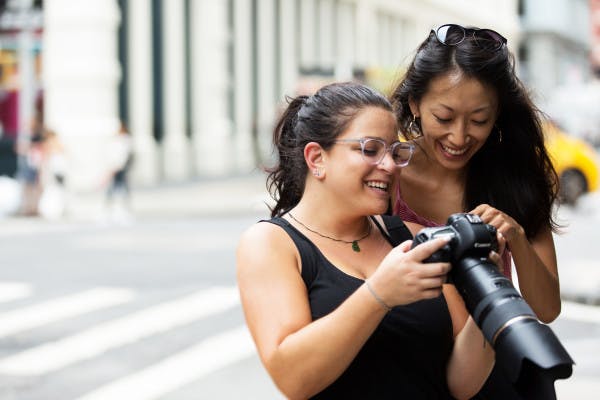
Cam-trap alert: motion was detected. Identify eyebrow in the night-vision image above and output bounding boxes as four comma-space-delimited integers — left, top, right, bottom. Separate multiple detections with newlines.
438, 104, 493, 113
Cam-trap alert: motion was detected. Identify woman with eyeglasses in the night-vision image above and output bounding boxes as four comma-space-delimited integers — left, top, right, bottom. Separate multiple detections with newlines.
237, 81, 501, 399
389, 24, 561, 399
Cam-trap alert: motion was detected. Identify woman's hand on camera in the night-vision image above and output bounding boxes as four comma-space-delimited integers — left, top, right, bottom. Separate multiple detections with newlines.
488, 250, 504, 274
369, 237, 451, 307
470, 203, 525, 245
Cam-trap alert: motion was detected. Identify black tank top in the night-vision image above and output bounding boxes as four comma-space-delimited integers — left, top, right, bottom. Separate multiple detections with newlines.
265, 215, 454, 399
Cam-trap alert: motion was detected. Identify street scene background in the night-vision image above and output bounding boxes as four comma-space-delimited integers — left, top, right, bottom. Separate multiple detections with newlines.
0, 176, 600, 399
1, 0, 600, 399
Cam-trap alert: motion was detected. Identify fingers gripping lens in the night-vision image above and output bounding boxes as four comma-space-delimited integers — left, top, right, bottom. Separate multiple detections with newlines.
433, 24, 507, 51
334, 138, 414, 167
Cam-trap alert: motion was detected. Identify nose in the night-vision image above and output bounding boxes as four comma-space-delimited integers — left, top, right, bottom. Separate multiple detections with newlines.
448, 120, 470, 147
377, 150, 397, 173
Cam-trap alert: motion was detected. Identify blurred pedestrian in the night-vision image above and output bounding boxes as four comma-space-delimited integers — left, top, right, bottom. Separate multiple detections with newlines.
15, 129, 44, 216
105, 121, 134, 223
37, 129, 68, 220
237, 82, 498, 399
388, 23, 561, 399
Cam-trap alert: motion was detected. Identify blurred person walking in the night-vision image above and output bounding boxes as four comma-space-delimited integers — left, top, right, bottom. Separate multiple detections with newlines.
15, 128, 44, 216
37, 129, 68, 220
104, 122, 134, 223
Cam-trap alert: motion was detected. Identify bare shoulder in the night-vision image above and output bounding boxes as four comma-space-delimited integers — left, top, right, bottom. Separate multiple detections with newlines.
238, 220, 294, 254
237, 219, 300, 277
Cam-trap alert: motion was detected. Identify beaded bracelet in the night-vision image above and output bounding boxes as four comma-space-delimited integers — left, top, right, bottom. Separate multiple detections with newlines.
365, 279, 392, 312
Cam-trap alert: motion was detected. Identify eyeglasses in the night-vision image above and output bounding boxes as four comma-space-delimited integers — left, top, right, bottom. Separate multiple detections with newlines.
432, 24, 507, 52
333, 138, 414, 167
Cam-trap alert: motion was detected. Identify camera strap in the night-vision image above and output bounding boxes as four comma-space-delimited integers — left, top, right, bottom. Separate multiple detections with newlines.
371, 215, 413, 247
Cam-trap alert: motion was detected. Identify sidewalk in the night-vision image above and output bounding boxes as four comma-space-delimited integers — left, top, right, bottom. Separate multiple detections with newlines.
2, 171, 599, 306
68, 171, 273, 221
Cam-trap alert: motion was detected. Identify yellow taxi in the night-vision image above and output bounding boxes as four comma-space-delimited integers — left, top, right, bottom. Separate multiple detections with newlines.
544, 122, 600, 205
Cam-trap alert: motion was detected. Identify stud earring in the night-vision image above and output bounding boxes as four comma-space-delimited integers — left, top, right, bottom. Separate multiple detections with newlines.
313, 169, 320, 177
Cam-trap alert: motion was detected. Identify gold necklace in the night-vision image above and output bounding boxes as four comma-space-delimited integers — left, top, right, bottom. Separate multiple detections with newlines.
288, 213, 372, 252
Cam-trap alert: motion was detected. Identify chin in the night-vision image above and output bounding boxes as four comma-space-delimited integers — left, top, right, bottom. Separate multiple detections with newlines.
371, 199, 390, 215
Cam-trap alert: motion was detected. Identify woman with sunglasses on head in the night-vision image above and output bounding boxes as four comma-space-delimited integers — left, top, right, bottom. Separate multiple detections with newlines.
389, 24, 561, 399
237, 81, 502, 399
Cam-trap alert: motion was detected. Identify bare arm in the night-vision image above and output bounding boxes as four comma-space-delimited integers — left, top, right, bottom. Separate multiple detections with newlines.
508, 227, 559, 322
471, 204, 560, 322
237, 222, 451, 399
443, 285, 495, 399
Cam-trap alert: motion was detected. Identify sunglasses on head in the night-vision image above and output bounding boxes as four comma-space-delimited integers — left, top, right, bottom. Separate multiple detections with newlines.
432, 24, 507, 52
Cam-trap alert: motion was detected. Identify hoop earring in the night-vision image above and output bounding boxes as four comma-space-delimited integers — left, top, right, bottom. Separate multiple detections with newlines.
408, 114, 422, 138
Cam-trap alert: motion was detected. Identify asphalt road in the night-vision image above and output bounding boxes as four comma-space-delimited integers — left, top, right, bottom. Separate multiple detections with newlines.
0, 193, 598, 399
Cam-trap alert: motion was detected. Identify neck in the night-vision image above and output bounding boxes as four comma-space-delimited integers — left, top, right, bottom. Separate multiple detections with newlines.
289, 202, 371, 241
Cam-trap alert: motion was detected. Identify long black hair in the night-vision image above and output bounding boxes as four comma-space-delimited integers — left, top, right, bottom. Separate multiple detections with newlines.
389, 29, 559, 238
267, 81, 393, 218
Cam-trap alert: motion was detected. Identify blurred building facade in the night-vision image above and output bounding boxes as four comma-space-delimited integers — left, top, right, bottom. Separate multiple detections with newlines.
517, 0, 600, 139
39, 0, 520, 192
517, 0, 592, 100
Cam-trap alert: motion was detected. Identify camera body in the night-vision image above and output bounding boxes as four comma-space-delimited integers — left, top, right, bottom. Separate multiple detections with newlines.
411, 213, 573, 400
412, 213, 498, 266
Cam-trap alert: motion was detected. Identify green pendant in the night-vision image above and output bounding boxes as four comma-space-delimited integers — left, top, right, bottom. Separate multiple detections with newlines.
352, 241, 360, 252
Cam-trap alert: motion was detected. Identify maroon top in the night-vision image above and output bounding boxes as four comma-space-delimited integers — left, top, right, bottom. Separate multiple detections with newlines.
393, 186, 513, 279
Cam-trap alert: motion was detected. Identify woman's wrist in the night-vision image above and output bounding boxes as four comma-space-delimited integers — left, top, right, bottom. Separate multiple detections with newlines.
365, 279, 393, 312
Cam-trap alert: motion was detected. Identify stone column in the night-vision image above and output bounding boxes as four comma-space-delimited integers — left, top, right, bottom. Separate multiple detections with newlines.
279, 0, 298, 96
232, 0, 255, 172
44, 0, 121, 191
190, 0, 231, 176
335, 1, 355, 81
255, 0, 277, 164
354, 0, 376, 69
317, 0, 335, 70
298, 0, 317, 69
162, 0, 190, 180
127, 0, 159, 185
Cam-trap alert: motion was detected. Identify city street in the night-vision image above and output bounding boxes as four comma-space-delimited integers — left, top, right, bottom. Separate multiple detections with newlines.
0, 184, 599, 399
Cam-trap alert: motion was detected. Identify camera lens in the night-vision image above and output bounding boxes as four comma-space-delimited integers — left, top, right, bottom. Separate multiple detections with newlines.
411, 213, 573, 400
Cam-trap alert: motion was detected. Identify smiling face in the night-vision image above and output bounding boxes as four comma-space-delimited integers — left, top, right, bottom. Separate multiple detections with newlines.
410, 72, 499, 171
325, 106, 400, 214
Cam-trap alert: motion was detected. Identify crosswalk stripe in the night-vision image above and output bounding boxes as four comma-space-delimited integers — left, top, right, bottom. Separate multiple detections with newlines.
560, 301, 600, 324
0, 282, 33, 304
75, 325, 255, 400
0, 286, 240, 376
0, 287, 135, 338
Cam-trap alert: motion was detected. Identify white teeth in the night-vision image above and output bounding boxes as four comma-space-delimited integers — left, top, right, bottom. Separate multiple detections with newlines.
367, 181, 388, 190
441, 144, 468, 156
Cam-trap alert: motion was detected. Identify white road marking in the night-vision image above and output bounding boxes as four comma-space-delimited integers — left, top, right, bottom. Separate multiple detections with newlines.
76, 325, 255, 400
556, 376, 600, 400
0, 282, 33, 303
560, 301, 600, 324
0, 286, 240, 376
0, 287, 135, 338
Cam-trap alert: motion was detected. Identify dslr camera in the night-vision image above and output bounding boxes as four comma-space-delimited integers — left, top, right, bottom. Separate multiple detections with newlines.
412, 213, 573, 400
